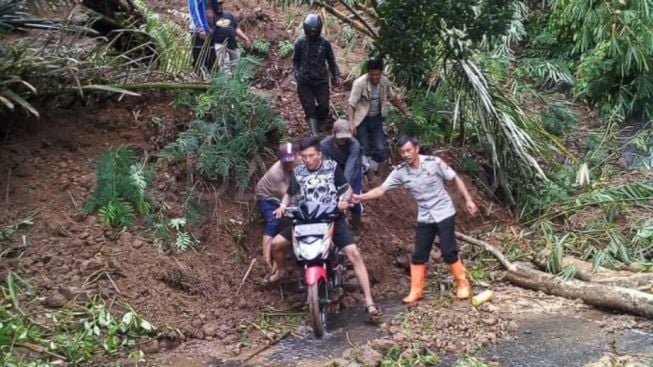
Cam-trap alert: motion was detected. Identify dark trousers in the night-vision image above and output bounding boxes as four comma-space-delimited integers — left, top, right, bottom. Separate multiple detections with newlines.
297, 81, 330, 122
413, 215, 458, 265
356, 114, 386, 163
191, 33, 216, 72
350, 168, 363, 214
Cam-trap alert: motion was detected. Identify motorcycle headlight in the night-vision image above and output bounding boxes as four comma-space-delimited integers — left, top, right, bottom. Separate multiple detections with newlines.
295, 239, 329, 261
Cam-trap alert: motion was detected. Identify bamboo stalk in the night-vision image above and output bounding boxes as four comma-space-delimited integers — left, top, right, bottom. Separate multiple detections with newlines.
338, 0, 378, 39
315, 0, 376, 39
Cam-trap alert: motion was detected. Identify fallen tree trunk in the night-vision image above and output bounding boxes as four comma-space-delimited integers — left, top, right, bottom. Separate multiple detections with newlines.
506, 261, 653, 318
533, 251, 653, 289
456, 232, 653, 319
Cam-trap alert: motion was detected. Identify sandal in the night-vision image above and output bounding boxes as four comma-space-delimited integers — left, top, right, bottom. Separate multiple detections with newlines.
262, 269, 286, 285
366, 303, 383, 322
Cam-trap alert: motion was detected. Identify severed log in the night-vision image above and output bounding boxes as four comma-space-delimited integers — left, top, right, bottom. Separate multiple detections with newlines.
506, 261, 653, 319
456, 232, 653, 319
534, 251, 653, 289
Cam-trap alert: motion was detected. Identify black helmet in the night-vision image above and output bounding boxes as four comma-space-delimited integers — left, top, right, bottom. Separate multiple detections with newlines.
303, 14, 322, 38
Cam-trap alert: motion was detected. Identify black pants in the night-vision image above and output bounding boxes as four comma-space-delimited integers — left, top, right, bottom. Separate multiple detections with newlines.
191, 33, 216, 72
413, 215, 458, 265
297, 81, 330, 122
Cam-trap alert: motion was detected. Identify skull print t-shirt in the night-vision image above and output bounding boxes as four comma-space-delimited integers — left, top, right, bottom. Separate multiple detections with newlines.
287, 159, 348, 206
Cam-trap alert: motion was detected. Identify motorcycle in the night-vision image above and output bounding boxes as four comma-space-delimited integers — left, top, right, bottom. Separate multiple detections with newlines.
266, 190, 348, 338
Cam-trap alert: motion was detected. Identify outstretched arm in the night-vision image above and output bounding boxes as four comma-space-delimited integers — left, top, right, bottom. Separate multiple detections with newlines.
236, 27, 250, 47
453, 176, 478, 215
353, 185, 387, 203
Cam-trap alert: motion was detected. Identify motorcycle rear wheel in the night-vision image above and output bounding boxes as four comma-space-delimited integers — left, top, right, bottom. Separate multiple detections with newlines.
307, 279, 328, 338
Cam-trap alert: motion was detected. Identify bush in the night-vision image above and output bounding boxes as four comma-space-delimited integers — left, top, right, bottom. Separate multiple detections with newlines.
541, 102, 578, 136
84, 147, 151, 228
546, 0, 653, 123
388, 90, 453, 144
162, 57, 283, 190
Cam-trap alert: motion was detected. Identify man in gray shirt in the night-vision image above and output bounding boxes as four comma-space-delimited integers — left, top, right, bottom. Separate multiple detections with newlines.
352, 135, 478, 302
320, 119, 364, 229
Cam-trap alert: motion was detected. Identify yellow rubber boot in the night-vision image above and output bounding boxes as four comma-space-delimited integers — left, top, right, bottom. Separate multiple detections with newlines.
449, 258, 471, 299
402, 264, 426, 304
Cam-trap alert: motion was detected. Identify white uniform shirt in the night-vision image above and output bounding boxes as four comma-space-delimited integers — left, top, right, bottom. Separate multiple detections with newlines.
381, 155, 457, 223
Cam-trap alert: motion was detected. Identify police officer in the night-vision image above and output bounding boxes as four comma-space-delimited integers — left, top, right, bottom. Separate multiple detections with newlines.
352, 135, 479, 303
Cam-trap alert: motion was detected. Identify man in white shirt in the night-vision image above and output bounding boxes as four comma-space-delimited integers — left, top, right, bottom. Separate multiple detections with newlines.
352, 135, 478, 303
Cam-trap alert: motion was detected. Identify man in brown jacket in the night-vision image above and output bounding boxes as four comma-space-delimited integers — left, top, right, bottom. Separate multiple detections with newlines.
347, 59, 411, 176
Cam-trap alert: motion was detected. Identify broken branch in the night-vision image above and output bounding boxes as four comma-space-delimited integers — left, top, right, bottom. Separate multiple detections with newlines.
236, 258, 257, 295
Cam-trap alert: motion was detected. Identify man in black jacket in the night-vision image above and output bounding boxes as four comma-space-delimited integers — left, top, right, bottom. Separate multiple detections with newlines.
293, 14, 341, 136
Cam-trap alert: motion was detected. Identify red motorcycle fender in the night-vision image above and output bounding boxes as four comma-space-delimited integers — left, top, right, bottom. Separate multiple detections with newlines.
304, 265, 327, 286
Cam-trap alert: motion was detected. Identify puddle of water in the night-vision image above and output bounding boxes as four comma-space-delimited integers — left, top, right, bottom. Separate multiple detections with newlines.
250, 297, 405, 366
482, 311, 653, 367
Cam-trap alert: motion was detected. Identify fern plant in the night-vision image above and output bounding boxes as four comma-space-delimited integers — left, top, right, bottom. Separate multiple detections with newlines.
132, 0, 191, 75
150, 213, 198, 253
277, 40, 294, 59
84, 147, 151, 228
251, 40, 271, 55
162, 57, 283, 190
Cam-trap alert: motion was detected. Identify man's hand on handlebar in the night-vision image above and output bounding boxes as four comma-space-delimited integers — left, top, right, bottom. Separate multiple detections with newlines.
350, 194, 362, 204
274, 204, 286, 219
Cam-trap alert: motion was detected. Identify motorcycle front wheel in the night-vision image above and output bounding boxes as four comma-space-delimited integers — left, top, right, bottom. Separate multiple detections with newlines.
307, 278, 328, 338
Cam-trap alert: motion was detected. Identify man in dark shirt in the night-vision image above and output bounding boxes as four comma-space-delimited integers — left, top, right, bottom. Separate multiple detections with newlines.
268, 136, 381, 318
293, 14, 341, 136
320, 119, 364, 229
209, 0, 250, 69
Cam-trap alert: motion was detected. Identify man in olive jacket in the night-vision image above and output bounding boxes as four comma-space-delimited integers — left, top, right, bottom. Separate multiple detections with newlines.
348, 58, 410, 177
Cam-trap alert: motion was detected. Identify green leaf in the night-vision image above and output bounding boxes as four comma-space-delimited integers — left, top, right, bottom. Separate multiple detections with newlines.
83, 84, 142, 97
2, 89, 39, 117
7, 271, 21, 311
140, 319, 153, 332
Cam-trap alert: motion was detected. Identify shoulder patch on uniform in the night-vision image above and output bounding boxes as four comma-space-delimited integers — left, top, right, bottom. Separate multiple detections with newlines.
433, 156, 450, 170
395, 161, 408, 171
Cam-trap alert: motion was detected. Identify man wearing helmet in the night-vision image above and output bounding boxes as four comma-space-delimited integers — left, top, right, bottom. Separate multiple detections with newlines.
293, 14, 341, 136
256, 143, 298, 274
